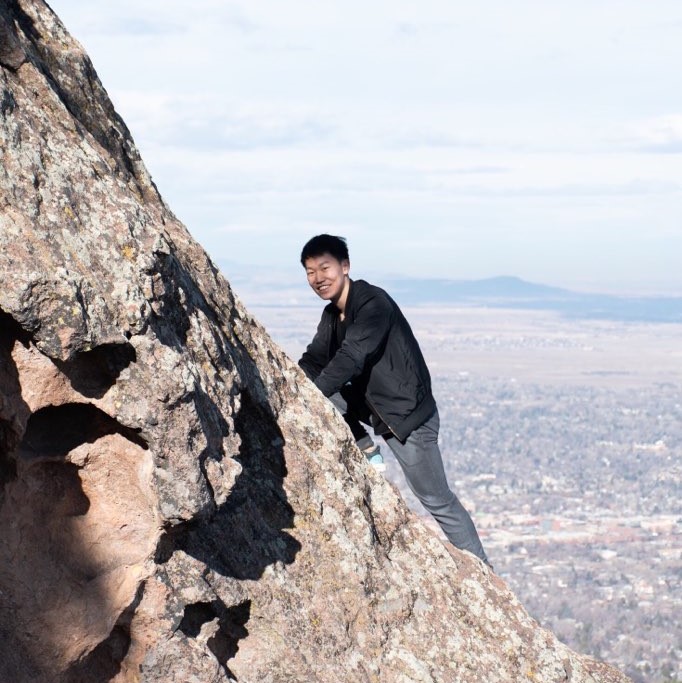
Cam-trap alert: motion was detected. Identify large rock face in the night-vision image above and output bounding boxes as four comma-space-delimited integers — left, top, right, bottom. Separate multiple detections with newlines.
0, 2, 631, 681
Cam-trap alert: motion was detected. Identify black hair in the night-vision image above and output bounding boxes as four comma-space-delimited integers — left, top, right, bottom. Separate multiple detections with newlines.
300, 234, 349, 266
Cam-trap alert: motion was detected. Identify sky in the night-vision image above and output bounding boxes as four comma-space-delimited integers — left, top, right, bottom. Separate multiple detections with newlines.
47, 0, 682, 295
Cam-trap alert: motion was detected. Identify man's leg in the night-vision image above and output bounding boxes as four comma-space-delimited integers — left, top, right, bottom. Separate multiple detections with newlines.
385, 409, 490, 565
329, 389, 386, 470
329, 390, 374, 451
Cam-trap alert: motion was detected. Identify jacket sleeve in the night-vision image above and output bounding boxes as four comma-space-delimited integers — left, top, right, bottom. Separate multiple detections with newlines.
313, 295, 392, 397
298, 313, 330, 381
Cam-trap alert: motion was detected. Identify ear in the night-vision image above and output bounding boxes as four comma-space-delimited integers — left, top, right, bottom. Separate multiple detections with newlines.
341, 259, 350, 275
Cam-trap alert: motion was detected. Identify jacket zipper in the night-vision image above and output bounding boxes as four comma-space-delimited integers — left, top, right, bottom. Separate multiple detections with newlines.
327, 287, 400, 440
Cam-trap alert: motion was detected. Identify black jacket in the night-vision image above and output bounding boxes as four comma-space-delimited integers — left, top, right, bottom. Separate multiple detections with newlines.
298, 279, 436, 441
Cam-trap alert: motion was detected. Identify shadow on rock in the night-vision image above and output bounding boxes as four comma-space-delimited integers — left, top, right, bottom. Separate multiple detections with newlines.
171, 387, 301, 580
0, 314, 155, 682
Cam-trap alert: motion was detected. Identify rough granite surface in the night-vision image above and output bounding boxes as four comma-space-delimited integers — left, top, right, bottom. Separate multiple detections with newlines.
0, 1, 632, 681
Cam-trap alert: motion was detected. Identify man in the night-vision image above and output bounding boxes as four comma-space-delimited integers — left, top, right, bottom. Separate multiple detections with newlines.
298, 234, 491, 567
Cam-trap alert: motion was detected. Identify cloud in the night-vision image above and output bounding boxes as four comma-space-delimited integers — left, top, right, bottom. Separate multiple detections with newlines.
112, 91, 335, 151
607, 115, 682, 154
385, 129, 486, 150
395, 22, 418, 38
80, 0, 258, 35
461, 179, 681, 199
634, 115, 682, 153
101, 17, 185, 36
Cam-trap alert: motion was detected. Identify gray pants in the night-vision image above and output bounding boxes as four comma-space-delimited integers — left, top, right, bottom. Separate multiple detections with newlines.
330, 392, 489, 564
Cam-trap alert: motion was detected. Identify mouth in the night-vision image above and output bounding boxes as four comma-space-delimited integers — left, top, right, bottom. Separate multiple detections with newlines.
316, 284, 331, 294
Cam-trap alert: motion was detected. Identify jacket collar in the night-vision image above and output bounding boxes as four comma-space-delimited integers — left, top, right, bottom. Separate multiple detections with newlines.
324, 277, 355, 319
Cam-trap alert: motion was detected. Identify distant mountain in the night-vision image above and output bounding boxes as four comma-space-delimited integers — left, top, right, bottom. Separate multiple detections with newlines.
216, 260, 682, 324
381, 275, 682, 324
382, 275, 571, 301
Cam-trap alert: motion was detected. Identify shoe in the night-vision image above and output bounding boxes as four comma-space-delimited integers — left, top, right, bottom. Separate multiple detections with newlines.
363, 445, 386, 472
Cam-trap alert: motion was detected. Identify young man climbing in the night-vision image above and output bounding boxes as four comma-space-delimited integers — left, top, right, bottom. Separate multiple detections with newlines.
298, 234, 491, 567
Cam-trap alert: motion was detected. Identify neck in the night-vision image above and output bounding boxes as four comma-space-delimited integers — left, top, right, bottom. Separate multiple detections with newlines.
332, 277, 350, 314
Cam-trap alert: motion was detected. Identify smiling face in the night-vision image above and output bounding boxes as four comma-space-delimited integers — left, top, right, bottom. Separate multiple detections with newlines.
304, 252, 350, 310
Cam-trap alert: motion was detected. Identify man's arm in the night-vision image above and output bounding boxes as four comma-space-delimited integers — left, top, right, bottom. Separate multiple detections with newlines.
298, 313, 331, 381
314, 296, 392, 397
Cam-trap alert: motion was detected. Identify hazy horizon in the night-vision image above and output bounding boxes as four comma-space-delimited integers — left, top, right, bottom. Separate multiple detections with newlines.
219, 258, 682, 301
